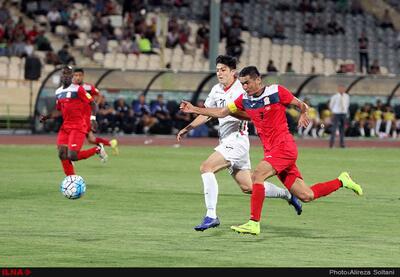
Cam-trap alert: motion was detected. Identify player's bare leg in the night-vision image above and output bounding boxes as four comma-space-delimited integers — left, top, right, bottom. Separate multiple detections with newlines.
58, 145, 74, 176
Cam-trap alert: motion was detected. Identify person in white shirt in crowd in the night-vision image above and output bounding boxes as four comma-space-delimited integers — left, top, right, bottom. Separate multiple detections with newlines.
329, 84, 350, 148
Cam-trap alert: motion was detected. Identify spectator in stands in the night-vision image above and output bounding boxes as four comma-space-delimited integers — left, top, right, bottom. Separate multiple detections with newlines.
285, 62, 295, 73
382, 105, 397, 138
120, 36, 139, 55
380, 9, 394, 29
369, 59, 381, 75
26, 24, 39, 43
326, 15, 345, 35
166, 28, 179, 49
319, 101, 332, 137
138, 34, 157, 54
350, 0, 363, 15
24, 40, 34, 57
0, 3, 10, 25
85, 31, 108, 57
132, 94, 157, 134
196, 22, 209, 48
225, 19, 243, 59
354, 103, 373, 137
114, 97, 136, 134
273, 19, 286, 39
151, 94, 172, 134
329, 84, 350, 148
0, 37, 8, 56
47, 7, 61, 33
45, 50, 61, 65
262, 16, 275, 39
267, 60, 278, 73
67, 13, 80, 46
371, 99, 383, 136
34, 30, 52, 51
57, 44, 76, 65
97, 94, 116, 133
358, 32, 369, 74
202, 33, 209, 59
225, 35, 243, 60
11, 36, 27, 57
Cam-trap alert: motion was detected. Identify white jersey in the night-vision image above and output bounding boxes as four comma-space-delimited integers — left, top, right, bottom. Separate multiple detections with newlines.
204, 79, 248, 140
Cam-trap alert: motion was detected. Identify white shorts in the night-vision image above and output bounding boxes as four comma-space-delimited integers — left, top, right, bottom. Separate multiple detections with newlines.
214, 132, 251, 174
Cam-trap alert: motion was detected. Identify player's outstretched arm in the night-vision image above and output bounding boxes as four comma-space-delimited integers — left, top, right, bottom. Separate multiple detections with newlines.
180, 100, 230, 118
291, 97, 310, 128
39, 110, 62, 123
177, 114, 210, 142
230, 110, 250, 121
90, 101, 98, 132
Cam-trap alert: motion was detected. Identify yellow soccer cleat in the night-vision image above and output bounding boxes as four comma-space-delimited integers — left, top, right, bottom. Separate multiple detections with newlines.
110, 139, 119, 155
230, 220, 260, 235
338, 172, 363, 196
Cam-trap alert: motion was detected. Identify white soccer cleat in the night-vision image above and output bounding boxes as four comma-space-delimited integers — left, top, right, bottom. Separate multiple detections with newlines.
97, 143, 108, 163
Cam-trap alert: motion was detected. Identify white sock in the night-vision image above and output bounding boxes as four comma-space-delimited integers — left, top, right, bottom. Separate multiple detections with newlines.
201, 172, 218, 219
264, 181, 291, 200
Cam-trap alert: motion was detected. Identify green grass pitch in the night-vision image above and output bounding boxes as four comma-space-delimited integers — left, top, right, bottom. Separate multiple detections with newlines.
0, 144, 399, 267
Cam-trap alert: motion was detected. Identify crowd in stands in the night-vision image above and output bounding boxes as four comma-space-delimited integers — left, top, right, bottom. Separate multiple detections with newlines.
42, 93, 217, 138
41, 91, 400, 140
286, 98, 400, 139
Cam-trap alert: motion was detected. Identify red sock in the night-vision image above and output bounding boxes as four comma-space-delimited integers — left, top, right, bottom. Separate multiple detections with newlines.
61, 159, 75, 176
95, 137, 110, 146
250, 183, 265, 221
310, 179, 342, 199
77, 147, 98, 160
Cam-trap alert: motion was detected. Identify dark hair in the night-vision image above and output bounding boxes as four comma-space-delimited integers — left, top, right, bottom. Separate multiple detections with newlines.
73, 67, 84, 73
239, 66, 260, 79
215, 55, 237, 69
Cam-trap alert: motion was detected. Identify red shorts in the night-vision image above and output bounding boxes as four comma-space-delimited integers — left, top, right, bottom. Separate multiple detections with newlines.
263, 142, 303, 190
57, 127, 86, 152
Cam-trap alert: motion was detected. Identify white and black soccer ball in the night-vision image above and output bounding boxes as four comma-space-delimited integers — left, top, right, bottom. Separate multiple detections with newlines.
60, 175, 86, 199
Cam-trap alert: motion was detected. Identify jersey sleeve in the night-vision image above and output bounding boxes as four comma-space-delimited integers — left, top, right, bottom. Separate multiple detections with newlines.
91, 85, 100, 97
56, 100, 61, 111
228, 94, 244, 113
78, 86, 94, 104
277, 85, 294, 106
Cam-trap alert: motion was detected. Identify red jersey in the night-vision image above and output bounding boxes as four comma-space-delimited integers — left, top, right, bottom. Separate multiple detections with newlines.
228, 84, 294, 151
55, 83, 93, 131
81, 83, 100, 115
81, 83, 100, 132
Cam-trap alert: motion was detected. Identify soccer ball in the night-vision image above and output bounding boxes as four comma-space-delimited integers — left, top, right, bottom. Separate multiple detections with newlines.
60, 175, 86, 199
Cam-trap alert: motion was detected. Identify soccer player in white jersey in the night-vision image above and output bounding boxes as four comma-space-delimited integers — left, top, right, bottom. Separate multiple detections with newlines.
176, 55, 302, 231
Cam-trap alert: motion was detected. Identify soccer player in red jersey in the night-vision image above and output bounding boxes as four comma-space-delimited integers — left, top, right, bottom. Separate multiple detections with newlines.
40, 66, 100, 176
180, 66, 363, 235
73, 68, 119, 161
